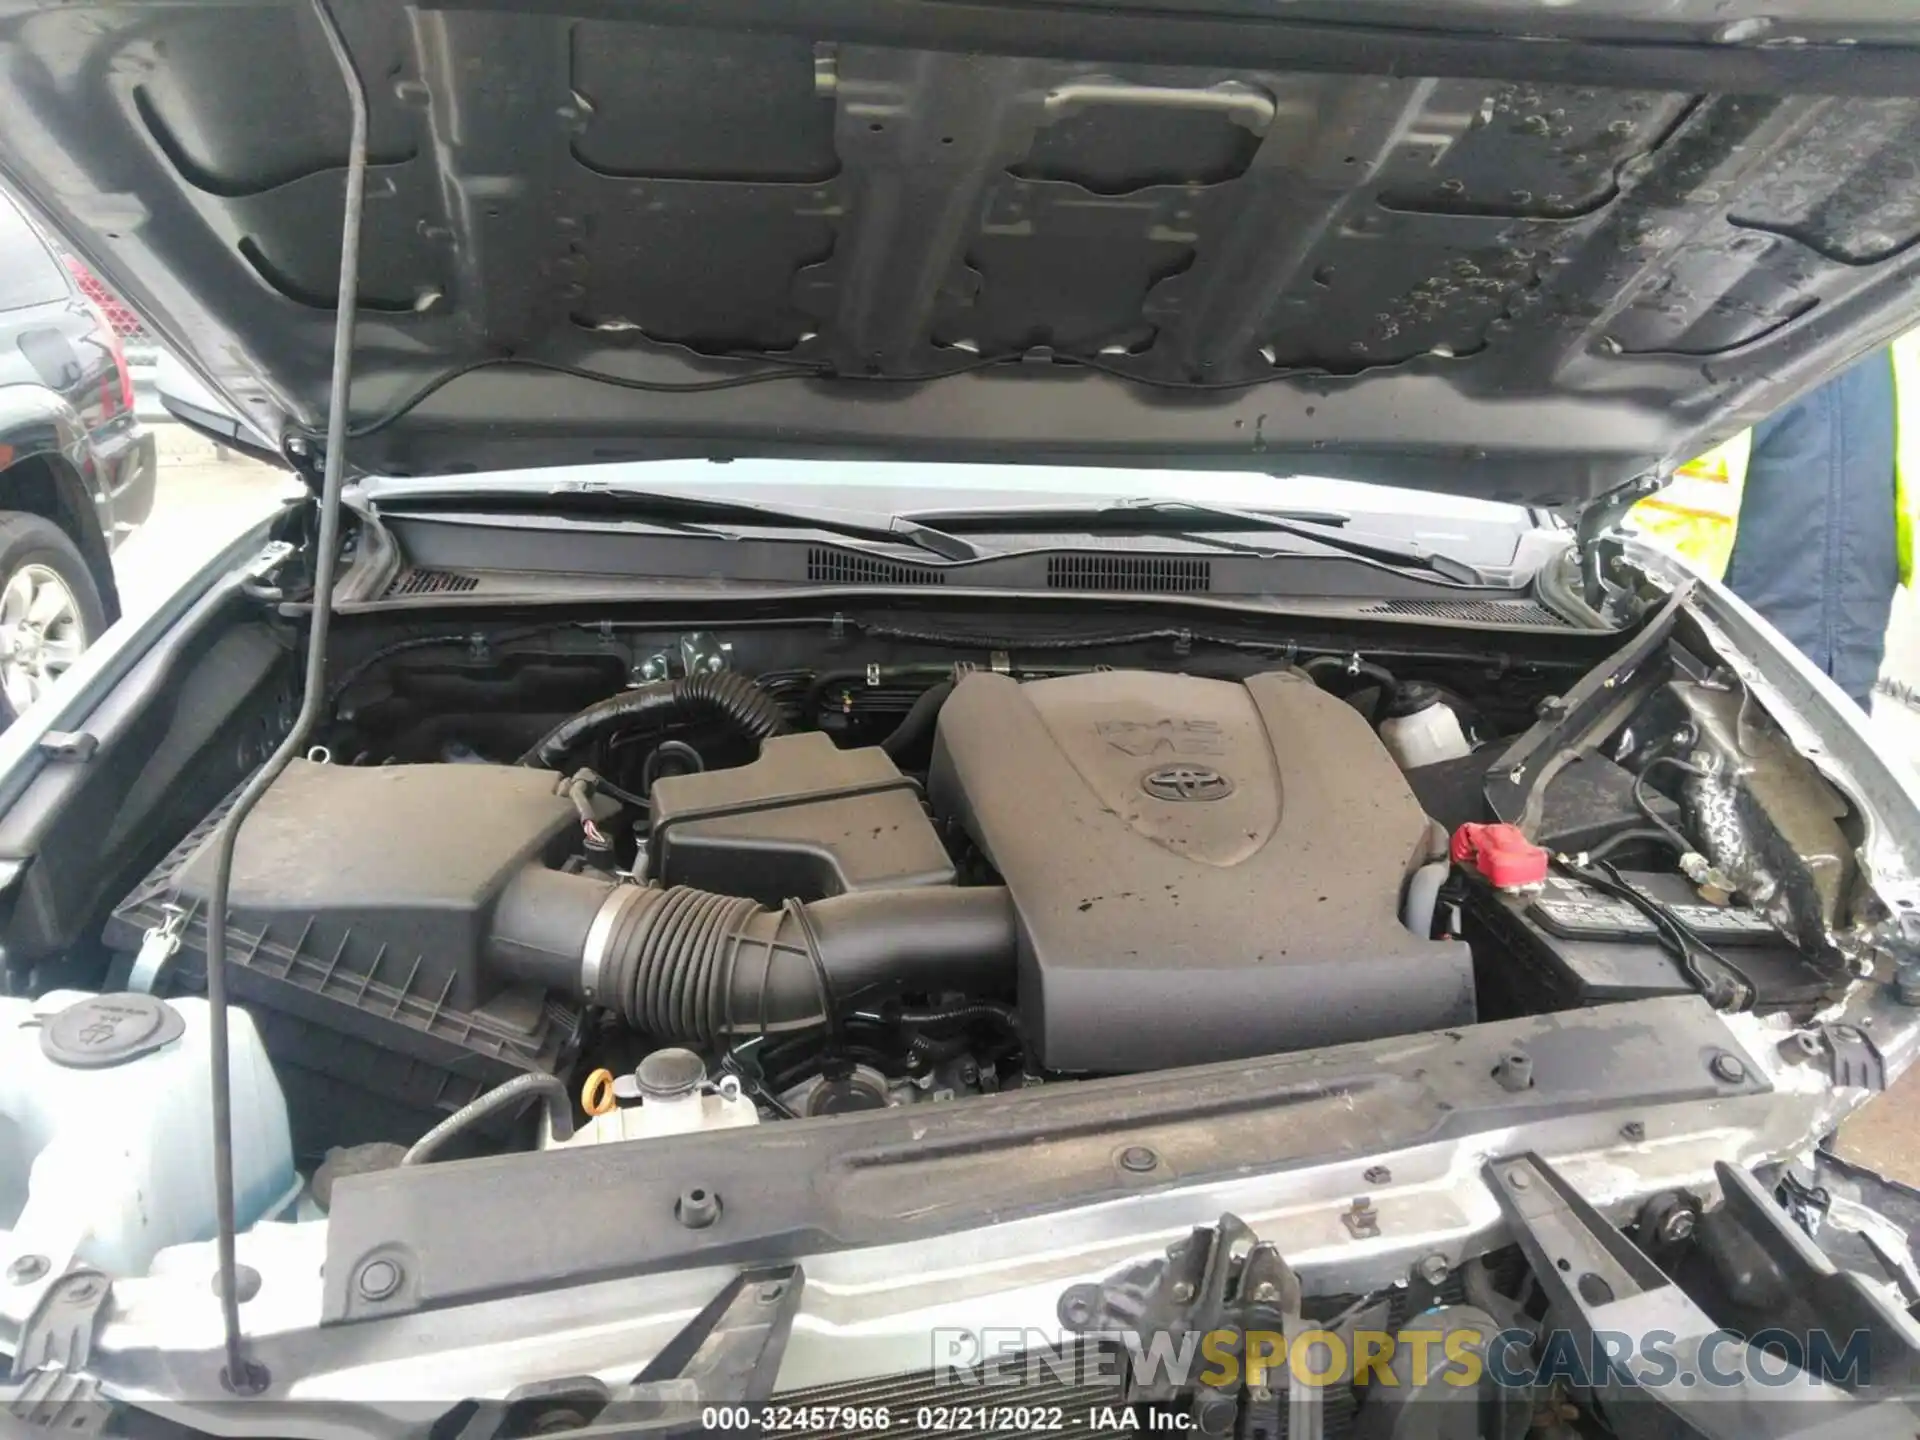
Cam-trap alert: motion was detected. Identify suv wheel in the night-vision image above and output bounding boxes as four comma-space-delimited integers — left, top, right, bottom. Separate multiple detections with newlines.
0, 514, 106, 721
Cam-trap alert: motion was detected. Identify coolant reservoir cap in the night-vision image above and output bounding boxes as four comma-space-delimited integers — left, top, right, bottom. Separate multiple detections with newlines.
1382, 680, 1442, 719
41, 992, 186, 1068
635, 1047, 706, 1101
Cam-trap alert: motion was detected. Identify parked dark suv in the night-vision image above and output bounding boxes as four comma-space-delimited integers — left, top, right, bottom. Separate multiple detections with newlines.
0, 189, 153, 720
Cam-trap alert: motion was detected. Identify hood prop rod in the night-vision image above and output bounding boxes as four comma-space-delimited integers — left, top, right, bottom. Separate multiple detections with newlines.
201, 0, 367, 1393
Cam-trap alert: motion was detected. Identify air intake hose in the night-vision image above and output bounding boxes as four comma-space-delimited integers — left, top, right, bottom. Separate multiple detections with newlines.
486, 867, 1016, 1039
518, 670, 788, 770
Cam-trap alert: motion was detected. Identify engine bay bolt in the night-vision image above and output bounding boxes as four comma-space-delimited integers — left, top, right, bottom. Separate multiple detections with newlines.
1709, 1051, 1748, 1084
1415, 1253, 1450, 1286
1119, 1145, 1159, 1173
1896, 960, 1920, 1006
1620, 1121, 1646, 1142
355, 1258, 402, 1301
677, 1185, 721, 1229
1169, 1281, 1196, 1303
1506, 1167, 1532, 1190
1340, 1198, 1381, 1239
6, 1255, 48, 1285
1363, 1165, 1392, 1185
1252, 1281, 1280, 1302
1493, 1049, 1534, 1092
1776, 1032, 1823, 1065
1656, 1206, 1696, 1243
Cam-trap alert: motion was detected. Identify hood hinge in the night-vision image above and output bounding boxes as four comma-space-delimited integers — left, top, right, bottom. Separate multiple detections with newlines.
1575, 468, 1668, 615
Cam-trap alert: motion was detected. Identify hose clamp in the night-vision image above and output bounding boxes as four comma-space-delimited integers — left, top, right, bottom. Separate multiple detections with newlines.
581, 884, 649, 1005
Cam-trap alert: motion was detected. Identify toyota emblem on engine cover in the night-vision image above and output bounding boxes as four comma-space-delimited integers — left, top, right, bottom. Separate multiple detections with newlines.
1141, 765, 1234, 802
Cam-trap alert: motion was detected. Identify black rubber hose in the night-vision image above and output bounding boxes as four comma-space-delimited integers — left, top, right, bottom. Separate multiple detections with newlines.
906, 1030, 975, 1064
896, 999, 1021, 1031
900, 998, 1022, 1064
1585, 825, 1684, 863
400, 1072, 575, 1165
518, 671, 788, 769
881, 680, 954, 763
1302, 655, 1399, 704
486, 871, 1017, 1040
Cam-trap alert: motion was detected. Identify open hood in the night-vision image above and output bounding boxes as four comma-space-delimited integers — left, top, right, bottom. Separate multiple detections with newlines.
6, 0, 1920, 505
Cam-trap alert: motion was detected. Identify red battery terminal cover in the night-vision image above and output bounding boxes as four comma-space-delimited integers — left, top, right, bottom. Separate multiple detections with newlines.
1450, 822, 1549, 889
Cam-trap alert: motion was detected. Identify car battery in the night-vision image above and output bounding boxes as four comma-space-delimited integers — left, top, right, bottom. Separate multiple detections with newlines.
1461, 866, 1833, 1016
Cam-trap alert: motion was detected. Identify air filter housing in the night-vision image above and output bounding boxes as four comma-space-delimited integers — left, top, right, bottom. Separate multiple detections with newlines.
106, 760, 585, 1157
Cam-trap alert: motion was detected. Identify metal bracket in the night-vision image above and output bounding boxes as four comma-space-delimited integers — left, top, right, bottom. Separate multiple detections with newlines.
1575, 473, 1663, 612
0, 1368, 109, 1435
239, 539, 299, 603
1774, 1169, 1832, 1239
1695, 1161, 1920, 1394
677, 632, 731, 678
1486, 1153, 1914, 1438
35, 732, 97, 763
128, 903, 187, 994
1821, 1022, 1885, 1091
439, 1265, 803, 1439
9, 1268, 110, 1383
1483, 585, 1688, 832
1058, 1213, 1320, 1440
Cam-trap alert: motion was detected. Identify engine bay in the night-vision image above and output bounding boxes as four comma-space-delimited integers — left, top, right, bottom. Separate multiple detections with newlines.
97, 608, 1876, 1173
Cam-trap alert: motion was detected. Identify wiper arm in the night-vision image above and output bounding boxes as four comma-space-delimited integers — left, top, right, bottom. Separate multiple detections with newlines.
1099, 498, 1487, 584
908, 501, 1353, 531
474, 481, 979, 561
909, 497, 1483, 581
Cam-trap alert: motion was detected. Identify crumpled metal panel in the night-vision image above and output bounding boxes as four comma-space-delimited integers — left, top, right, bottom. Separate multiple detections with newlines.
1675, 680, 1856, 960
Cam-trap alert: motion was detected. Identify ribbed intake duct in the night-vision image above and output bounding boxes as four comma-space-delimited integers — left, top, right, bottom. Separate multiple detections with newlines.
486, 870, 1018, 1040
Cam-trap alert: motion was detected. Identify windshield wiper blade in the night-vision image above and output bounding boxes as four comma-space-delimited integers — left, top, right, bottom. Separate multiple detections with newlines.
1100, 498, 1486, 584
908, 501, 1353, 531
911, 497, 1482, 580
444, 481, 979, 562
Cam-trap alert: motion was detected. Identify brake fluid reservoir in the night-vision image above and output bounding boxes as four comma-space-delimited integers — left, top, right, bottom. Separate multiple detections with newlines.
0, 991, 294, 1277
1378, 682, 1471, 770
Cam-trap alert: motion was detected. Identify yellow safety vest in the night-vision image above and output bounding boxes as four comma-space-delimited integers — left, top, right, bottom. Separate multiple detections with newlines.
1629, 337, 1920, 587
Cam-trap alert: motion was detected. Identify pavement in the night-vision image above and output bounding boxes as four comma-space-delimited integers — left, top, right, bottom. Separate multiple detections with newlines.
109, 424, 1920, 1187
109, 425, 298, 619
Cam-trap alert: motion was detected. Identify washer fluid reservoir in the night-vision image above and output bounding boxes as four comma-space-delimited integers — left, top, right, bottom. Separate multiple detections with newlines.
0, 991, 293, 1277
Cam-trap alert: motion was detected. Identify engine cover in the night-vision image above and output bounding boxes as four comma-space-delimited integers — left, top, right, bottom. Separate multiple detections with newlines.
929, 670, 1474, 1070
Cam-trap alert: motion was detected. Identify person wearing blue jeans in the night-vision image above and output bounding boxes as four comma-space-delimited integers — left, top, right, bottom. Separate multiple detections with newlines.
1723, 349, 1900, 710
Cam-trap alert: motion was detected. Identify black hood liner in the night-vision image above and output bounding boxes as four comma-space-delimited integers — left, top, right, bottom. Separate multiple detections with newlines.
6, 0, 1920, 503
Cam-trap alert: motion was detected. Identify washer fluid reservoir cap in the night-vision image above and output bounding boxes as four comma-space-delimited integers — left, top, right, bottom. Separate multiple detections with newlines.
41, 992, 186, 1068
